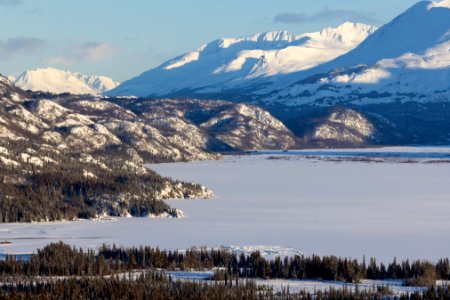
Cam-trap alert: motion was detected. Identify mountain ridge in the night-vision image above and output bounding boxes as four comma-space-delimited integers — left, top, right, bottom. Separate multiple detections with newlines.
107, 0, 450, 110
107, 22, 376, 97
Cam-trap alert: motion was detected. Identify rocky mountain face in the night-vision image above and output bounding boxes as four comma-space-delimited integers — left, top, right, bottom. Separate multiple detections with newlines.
0, 80, 295, 163
271, 102, 450, 147
119, 98, 296, 151
14, 68, 119, 95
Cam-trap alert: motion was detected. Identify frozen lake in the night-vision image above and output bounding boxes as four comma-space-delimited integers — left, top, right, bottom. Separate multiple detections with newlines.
168, 271, 427, 295
1, 147, 450, 262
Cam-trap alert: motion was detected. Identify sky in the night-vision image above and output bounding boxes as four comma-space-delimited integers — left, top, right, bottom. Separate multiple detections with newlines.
0, 0, 420, 82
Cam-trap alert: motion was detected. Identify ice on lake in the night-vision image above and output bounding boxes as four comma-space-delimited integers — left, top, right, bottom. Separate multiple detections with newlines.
1, 147, 450, 262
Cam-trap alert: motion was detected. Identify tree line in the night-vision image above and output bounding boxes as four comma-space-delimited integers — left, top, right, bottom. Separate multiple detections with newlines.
0, 267, 449, 299
4, 273, 448, 300
1, 242, 449, 287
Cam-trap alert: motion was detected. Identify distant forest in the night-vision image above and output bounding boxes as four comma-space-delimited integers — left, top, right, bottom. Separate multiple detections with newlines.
0, 242, 449, 299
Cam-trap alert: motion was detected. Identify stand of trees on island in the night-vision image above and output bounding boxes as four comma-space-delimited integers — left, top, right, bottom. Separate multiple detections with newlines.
0, 242, 449, 299
0, 165, 175, 222
0, 141, 205, 223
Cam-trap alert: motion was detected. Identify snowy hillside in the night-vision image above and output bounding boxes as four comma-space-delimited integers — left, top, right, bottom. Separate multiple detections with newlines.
107, 22, 376, 97
0, 74, 295, 162
14, 68, 119, 95
262, 0, 450, 106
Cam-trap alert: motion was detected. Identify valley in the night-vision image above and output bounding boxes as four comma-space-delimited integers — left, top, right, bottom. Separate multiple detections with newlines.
1, 0, 450, 298
2, 148, 450, 263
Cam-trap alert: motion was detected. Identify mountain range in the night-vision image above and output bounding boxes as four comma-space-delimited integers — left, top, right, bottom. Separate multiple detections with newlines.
106, 22, 377, 98
14, 1, 450, 109
4, 0, 450, 148
102, 0, 450, 147
0, 73, 295, 163
106, 0, 450, 109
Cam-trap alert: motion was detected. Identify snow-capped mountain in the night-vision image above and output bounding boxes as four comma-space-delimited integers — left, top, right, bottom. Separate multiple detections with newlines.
4, 1, 450, 149
14, 68, 119, 95
108, 0, 450, 109
261, 0, 450, 106
107, 22, 376, 97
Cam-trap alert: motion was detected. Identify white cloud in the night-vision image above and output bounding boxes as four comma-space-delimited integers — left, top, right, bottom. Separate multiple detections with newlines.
49, 41, 117, 65
0, 37, 46, 60
0, 0, 22, 6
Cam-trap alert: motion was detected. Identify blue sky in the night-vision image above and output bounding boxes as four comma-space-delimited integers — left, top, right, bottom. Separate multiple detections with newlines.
0, 0, 419, 81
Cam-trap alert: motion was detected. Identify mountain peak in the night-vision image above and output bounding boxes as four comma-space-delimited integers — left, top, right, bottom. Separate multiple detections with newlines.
428, 0, 450, 9
14, 68, 119, 95
314, 22, 377, 46
257, 30, 296, 43
333, 22, 377, 34
325, 0, 450, 67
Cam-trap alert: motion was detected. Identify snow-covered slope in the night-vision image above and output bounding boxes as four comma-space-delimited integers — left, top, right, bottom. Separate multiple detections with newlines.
108, 1, 449, 108
0, 73, 27, 103
330, 0, 450, 67
262, 0, 450, 106
107, 22, 376, 97
14, 68, 119, 95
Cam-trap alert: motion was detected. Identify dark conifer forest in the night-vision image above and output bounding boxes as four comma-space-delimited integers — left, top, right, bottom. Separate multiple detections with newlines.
0, 164, 175, 222
0, 243, 448, 299
0, 140, 206, 223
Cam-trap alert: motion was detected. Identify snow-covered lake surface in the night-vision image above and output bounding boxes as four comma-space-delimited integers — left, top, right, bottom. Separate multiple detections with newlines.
167, 271, 427, 295
253, 279, 426, 295
257, 146, 450, 159
1, 147, 450, 262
